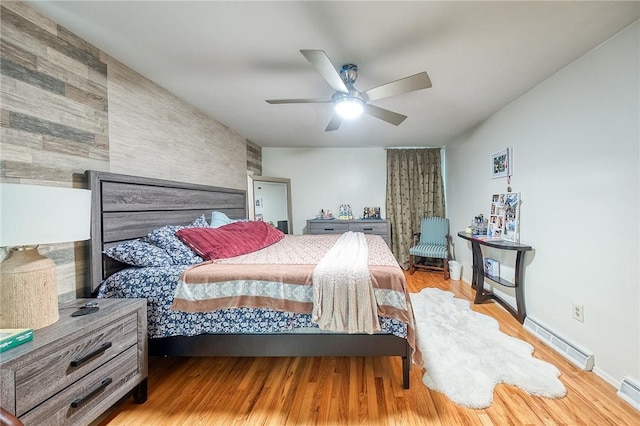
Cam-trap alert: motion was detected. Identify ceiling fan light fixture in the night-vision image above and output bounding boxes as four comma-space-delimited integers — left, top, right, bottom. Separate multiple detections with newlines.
334, 97, 364, 120
267, 50, 432, 131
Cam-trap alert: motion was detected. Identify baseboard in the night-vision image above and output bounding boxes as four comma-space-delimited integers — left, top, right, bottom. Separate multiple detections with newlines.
617, 377, 640, 411
523, 316, 594, 371
593, 366, 619, 389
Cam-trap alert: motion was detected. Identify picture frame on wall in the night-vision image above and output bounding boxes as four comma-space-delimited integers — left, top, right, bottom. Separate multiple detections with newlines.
491, 148, 512, 179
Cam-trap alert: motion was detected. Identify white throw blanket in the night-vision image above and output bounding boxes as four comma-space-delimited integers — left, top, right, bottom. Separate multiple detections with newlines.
311, 231, 381, 334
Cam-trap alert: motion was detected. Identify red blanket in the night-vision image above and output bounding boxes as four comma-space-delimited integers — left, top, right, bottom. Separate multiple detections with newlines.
176, 221, 284, 260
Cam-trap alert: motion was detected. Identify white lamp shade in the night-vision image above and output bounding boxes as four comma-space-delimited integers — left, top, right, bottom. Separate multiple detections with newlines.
0, 184, 91, 247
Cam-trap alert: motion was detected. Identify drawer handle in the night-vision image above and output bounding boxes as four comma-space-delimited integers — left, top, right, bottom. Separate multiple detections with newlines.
323, 228, 335, 231
71, 378, 113, 408
70, 342, 112, 367
363, 227, 373, 231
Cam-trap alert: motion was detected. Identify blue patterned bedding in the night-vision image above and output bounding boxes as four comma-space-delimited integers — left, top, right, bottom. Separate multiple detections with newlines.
97, 265, 407, 339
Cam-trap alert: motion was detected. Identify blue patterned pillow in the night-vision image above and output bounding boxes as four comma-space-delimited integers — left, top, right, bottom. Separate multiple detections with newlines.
104, 239, 174, 267
191, 214, 210, 227
144, 215, 208, 265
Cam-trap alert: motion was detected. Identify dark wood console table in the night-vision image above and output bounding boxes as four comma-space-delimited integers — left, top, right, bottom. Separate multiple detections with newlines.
457, 232, 532, 323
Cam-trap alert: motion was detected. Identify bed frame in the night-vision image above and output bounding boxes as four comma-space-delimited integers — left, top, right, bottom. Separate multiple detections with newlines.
86, 170, 411, 388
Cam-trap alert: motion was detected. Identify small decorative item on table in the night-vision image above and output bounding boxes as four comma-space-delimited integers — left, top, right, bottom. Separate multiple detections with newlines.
0, 328, 33, 353
484, 258, 500, 277
363, 207, 381, 219
338, 204, 353, 220
472, 214, 488, 235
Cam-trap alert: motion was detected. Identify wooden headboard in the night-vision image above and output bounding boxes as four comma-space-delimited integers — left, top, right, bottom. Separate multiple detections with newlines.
86, 170, 247, 295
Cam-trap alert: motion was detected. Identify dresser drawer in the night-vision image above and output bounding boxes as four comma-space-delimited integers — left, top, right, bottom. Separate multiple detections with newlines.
15, 312, 138, 416
20, 345, 139, 426
308, 221, 350, 234
348, 222, 389, 235
307, 219, 391, 247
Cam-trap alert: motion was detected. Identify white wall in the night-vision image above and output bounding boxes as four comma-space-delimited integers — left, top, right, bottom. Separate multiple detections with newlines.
446, 22, 639, 387
261, 148, 387, 235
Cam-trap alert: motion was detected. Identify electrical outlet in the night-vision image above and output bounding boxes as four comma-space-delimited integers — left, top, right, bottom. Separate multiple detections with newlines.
572, 303, 584, 322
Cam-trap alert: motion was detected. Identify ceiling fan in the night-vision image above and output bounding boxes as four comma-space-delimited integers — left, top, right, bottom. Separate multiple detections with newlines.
266, 50, 432, 132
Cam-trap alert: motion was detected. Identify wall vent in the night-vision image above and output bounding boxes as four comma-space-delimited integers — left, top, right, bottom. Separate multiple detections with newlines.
523, 316, 594, 371
618, 377, 640, 411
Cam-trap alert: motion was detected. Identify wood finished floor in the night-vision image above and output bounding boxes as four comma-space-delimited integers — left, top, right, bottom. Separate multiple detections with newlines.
100, 272, 639, 425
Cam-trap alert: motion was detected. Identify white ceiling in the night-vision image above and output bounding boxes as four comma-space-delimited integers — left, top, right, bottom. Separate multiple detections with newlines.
27, 1, 640, 148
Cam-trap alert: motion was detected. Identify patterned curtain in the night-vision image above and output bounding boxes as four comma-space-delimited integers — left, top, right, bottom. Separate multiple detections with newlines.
386, 148, 445, 269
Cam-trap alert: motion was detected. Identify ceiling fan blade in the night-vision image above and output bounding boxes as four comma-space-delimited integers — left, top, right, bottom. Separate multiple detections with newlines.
266, 98, 332, 104
325, 114, 343, 132
300, 50, 349, 94
364, 104, 407, 126
364, 72, 432, 102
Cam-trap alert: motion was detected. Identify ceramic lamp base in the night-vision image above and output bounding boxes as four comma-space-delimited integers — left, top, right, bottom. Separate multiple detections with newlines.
0, 247, 59, 329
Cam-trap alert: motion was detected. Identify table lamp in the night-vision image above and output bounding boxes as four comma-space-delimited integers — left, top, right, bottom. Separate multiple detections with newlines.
0, 184, 91, 329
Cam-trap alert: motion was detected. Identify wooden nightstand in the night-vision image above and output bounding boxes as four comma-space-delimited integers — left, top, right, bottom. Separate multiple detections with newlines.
0, 298, 147, 425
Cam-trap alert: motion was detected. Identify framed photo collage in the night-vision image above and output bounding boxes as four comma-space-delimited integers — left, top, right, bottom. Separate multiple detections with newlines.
488, 192, 520, 242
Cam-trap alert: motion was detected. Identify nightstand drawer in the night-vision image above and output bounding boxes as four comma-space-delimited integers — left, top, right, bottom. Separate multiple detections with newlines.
15, 312, 138, 416
20, 345, 139, 426
308, 222, 350, 234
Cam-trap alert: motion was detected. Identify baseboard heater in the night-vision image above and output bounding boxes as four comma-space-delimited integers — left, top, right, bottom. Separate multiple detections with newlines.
618, 377, 640, 411
523, 316, 594, 371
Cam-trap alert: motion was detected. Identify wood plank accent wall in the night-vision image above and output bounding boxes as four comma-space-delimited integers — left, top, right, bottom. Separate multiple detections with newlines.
0, 2, 260, 300
0, 2, 110, 185
106, 55, 248, 191
247, 139, 262, 176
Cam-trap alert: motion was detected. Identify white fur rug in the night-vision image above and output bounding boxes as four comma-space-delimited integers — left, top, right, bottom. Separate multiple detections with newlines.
410, 288, 566, 409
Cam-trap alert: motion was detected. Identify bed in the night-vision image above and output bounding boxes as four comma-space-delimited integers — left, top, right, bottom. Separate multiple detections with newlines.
86, 170, 418, 389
